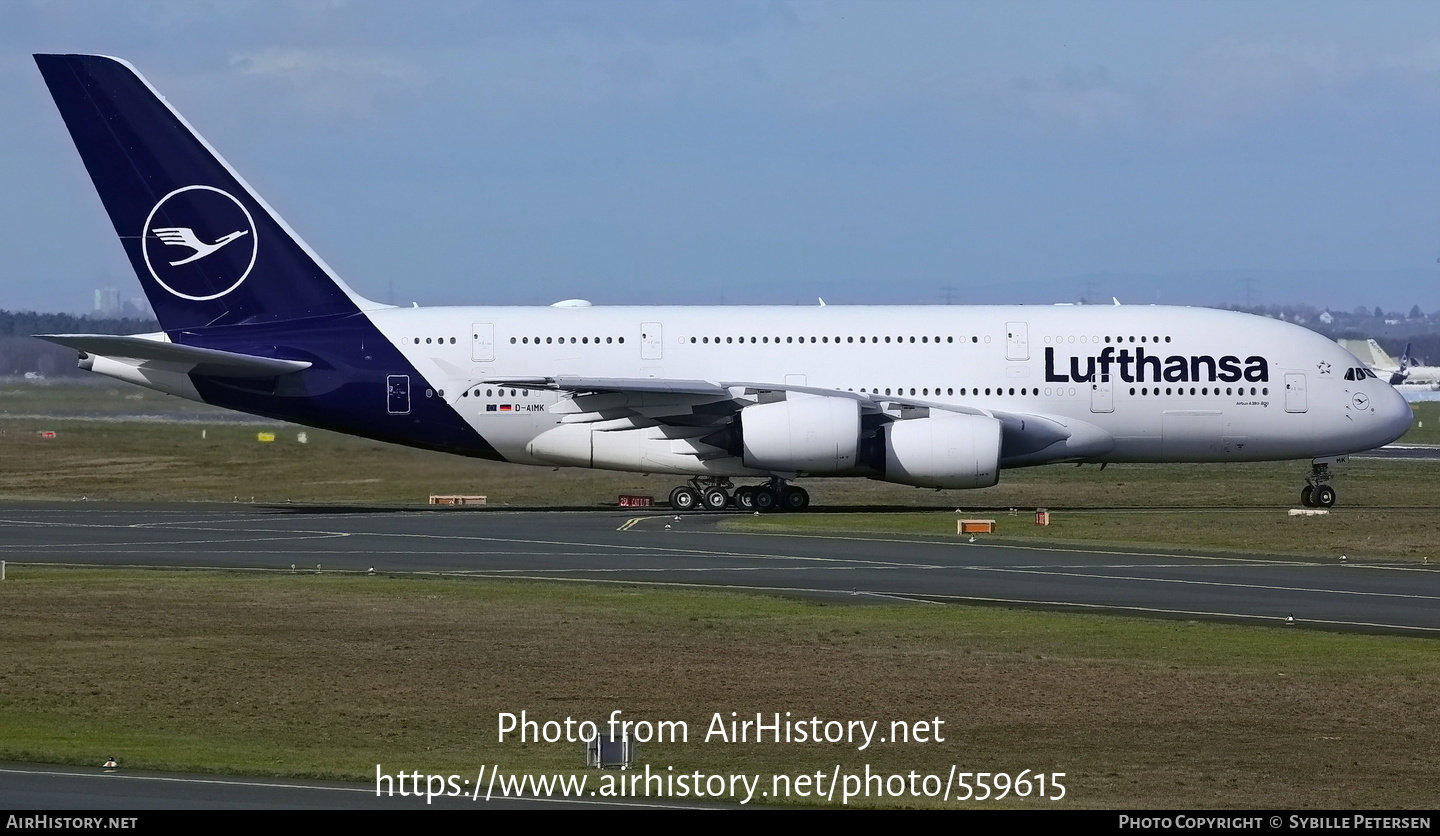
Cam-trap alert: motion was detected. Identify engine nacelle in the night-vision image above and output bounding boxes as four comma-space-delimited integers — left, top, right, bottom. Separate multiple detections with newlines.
881, 413, 1002, 489
740, 395, 860, 473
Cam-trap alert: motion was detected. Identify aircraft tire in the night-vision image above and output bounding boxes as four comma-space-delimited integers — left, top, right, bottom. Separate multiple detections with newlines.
753, 488, 778, 512
1314, 485, 1336, 508
734, 486, 756, 510
670, 486, 699, 512
781, 486, 810, 511
701, 486, 729, 511
1300, 486, 1314, 507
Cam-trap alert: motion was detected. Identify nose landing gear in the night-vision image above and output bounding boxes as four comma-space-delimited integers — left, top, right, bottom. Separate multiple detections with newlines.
1299, 458, 1342, 508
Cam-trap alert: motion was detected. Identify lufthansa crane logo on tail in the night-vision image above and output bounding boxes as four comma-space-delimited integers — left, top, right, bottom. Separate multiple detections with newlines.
142, 185, 257, 301
152, 227, 250, 266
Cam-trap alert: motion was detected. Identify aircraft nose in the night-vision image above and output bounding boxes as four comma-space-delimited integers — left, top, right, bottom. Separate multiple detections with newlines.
1375, 384, 1413, 446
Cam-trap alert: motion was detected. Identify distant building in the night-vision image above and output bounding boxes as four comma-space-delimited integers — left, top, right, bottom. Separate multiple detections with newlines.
122, 296, 154, 319
93, 287, 121, 317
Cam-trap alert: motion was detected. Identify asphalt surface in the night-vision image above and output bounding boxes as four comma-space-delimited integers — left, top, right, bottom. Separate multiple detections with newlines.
1352, 443, 1440, 461
1, 500, 1436, 634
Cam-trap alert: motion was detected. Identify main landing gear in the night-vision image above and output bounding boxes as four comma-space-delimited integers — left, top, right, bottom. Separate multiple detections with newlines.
667, 477, 810, 513
1299, 459, 1338, 508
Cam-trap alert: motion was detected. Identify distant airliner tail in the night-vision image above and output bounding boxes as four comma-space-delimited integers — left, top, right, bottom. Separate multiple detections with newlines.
1391, 342, 1413, 385
34, 54, 379, 333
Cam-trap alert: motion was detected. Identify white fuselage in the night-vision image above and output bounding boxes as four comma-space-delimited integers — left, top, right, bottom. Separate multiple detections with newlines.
371, 303, 1410, 469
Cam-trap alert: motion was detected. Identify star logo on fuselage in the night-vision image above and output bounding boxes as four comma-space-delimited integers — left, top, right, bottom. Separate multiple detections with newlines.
1317, 361, 1332, 375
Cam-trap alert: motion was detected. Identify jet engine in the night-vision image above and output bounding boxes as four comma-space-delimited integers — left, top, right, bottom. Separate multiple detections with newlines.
879, 413, 1002, 488
739, 395, 861, 472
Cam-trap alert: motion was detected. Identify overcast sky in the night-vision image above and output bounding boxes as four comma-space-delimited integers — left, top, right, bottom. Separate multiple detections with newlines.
6, 0, 1440, 314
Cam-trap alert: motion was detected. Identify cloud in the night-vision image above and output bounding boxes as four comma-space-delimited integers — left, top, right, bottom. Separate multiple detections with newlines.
228, 48, 422, 119
959, 65, 1144, 137
1175, 40, 1346, 123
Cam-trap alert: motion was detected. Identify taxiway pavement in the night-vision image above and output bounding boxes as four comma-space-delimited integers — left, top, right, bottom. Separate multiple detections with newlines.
1, 501, 1436, 634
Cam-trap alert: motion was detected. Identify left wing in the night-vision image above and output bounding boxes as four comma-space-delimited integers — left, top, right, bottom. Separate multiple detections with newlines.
484, 375, 1113, 478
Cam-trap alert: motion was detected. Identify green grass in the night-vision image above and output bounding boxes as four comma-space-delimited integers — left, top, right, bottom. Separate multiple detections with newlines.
1397, 400, 1440, 445
0, 379, 233, 417
1, 567, 1436, 808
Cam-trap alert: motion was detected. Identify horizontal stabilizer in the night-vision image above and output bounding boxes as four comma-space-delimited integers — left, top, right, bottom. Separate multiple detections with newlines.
36, 334, 311, 378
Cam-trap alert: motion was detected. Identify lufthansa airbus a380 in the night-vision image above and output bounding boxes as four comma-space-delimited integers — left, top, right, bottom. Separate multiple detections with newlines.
33, 55, 1412, 511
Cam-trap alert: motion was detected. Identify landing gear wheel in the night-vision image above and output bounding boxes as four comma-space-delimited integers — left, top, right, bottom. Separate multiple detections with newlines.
753, 488, 778, 512
1301, 459, 1341, 510
669, 486, 699, 512
734, 486, 756, 510
780, 486, 810, 512
701, 486, 730, 511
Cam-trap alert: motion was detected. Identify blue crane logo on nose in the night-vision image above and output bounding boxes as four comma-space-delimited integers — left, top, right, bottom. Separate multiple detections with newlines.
142, 185, 257, 300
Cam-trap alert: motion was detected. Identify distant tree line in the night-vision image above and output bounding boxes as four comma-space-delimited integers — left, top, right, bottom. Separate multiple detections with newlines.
0, 309, 159, 378
1220, 303, 1440, 364
1384, 335, 1440, 367
0, 310, 159, 339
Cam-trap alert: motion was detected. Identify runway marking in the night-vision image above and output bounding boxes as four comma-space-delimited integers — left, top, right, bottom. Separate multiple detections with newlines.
0, 766, 377, 794
0, 766, 702, 809
14, 554, 1429, 603
905, 592, 1440, 634
0, 534, 350, 550
0, 538, 932, 568
396, 573, 1440, 634
5, 523, 1431, 593
970, 565, 1440, 602
2, 556, 944, 571
389, 562, 1440, 601
4, 514, 1432, 595
703, 526, 1412, 568
174, 527, 953, 570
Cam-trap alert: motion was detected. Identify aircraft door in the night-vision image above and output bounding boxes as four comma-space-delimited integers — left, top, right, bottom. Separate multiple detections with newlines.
1285, 372, 1308, 413
387, 375, 411, 415
471, 323, 495, 362
1090, 374, 1113, 413
1005, 322, 1029, 361
641, 322, 663, 360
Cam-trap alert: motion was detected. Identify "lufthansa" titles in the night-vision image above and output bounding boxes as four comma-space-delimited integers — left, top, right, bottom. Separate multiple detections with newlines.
1044, 346, 1269, 384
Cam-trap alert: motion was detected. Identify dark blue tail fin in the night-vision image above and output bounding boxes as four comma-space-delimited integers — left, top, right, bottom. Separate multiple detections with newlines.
35, 54, 376, 332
